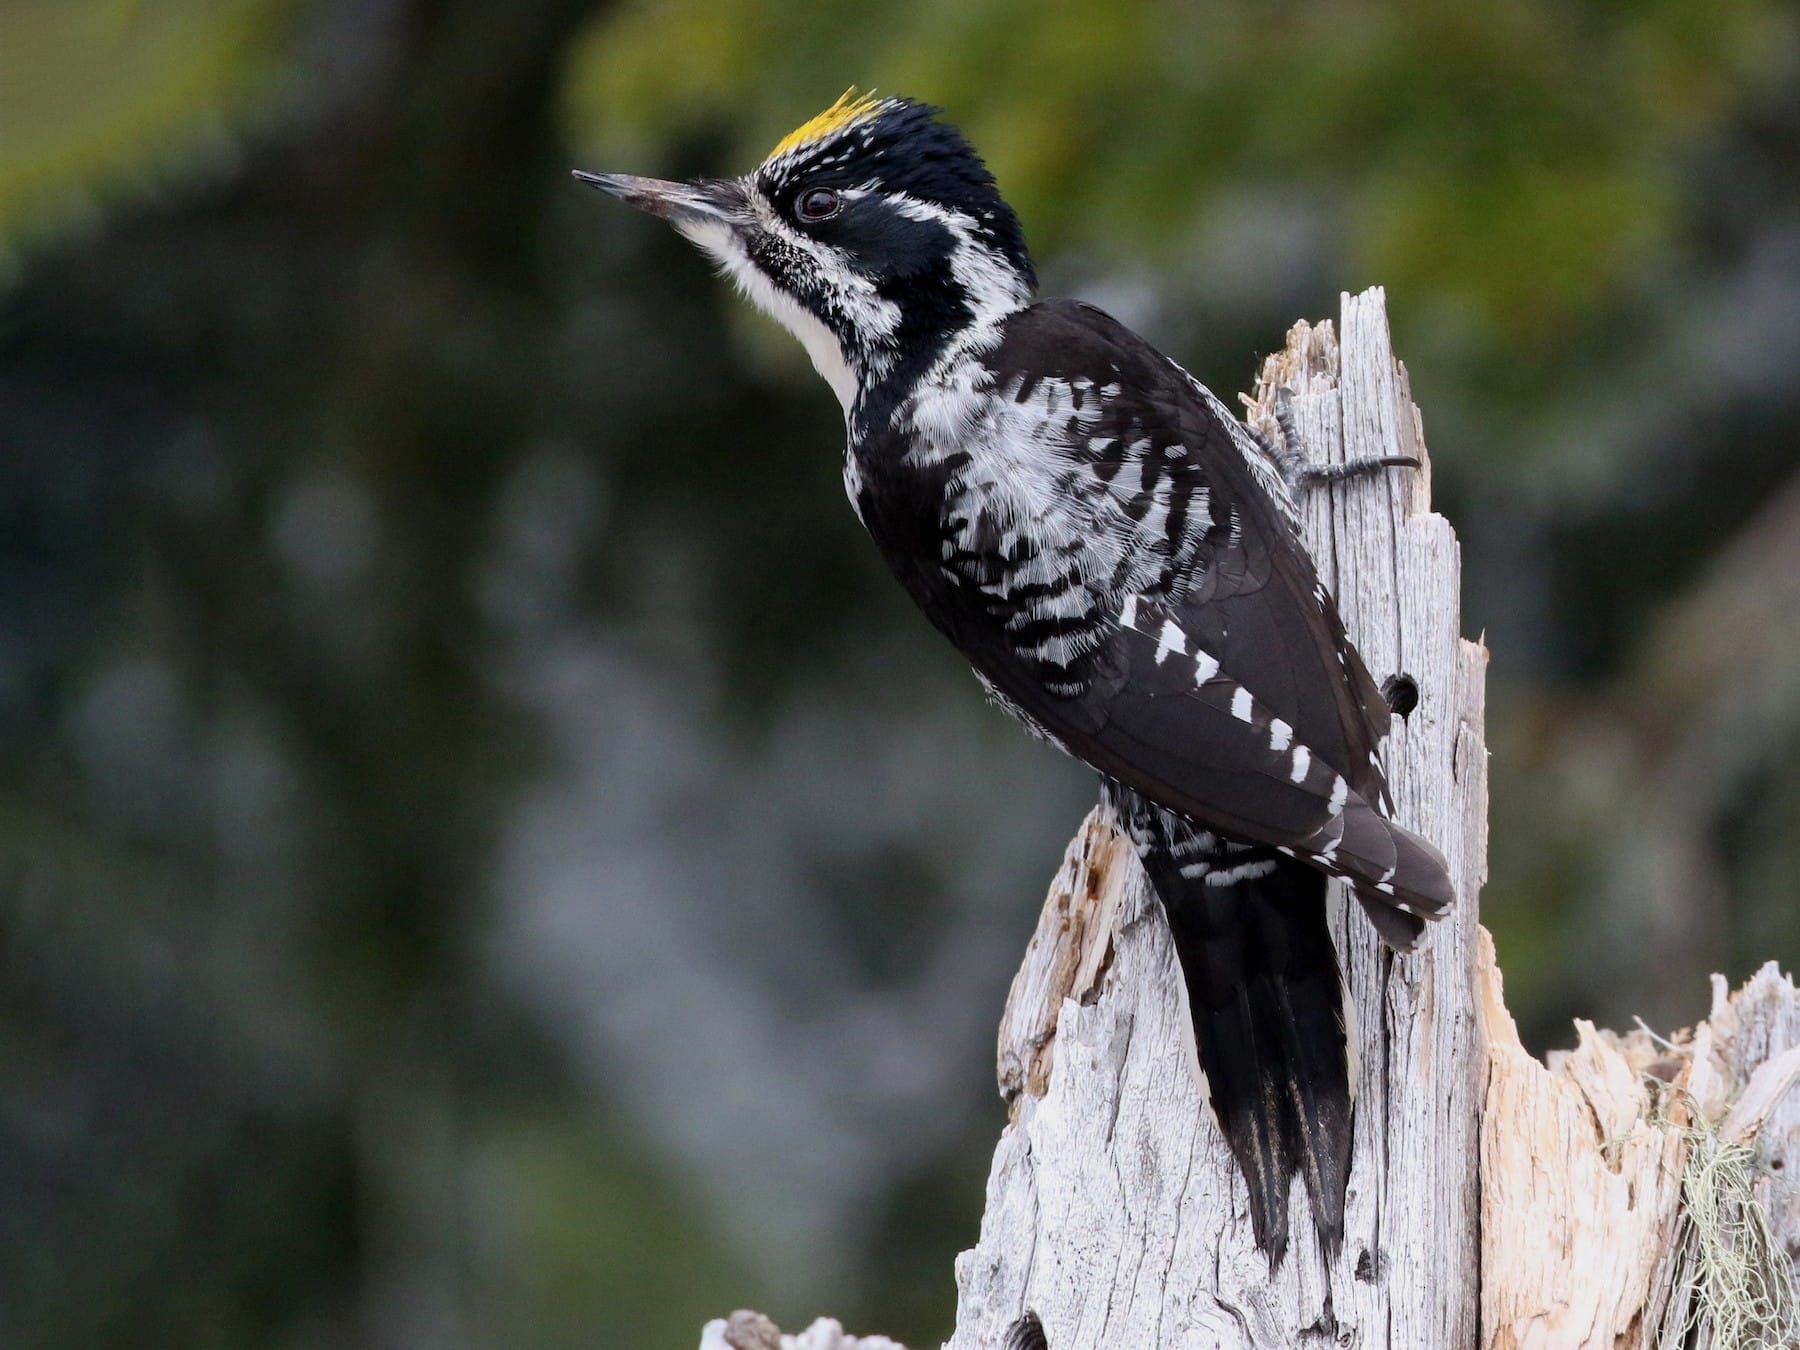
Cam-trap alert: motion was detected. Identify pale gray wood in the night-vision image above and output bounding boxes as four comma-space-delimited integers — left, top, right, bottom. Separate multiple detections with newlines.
693, 290, 1799, 1350
942, 286, 1487, 1349
1648, 964, 1800, 1350
1479, 946, 1800, 1347
700, 1312, 906, 1350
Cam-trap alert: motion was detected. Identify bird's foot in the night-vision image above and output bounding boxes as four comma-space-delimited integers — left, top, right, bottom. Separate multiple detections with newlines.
1291, 455, 1421, 489
1268, 387, 1420, 493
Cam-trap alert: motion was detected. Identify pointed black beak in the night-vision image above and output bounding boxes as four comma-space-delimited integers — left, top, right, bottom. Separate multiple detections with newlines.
571, 171, 742, 226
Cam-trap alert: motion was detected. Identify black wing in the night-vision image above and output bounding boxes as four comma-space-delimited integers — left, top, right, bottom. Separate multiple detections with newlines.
958, 301, 1449, 926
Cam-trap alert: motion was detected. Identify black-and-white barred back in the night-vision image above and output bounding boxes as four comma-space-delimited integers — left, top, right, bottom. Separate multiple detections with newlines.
579, 90, 1456, 1266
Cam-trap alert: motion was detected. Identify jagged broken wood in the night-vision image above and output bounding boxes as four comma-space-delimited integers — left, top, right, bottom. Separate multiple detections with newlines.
950, 287, 1486, 1347
698, 288, 1800, 1350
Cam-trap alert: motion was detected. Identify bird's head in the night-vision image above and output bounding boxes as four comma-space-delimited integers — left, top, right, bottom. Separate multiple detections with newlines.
576, 92, 1035, 417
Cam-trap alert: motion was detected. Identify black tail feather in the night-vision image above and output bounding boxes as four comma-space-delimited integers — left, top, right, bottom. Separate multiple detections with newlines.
1315, 799, 1454, 952
1256, 882, 1353, 1253
1157, 852, 1352, 1264
1354, 886, 1426, 948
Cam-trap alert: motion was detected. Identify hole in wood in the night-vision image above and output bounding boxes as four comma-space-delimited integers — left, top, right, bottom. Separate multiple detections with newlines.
1005, 1311, 1048, 1350
1382, 673, 1420, 719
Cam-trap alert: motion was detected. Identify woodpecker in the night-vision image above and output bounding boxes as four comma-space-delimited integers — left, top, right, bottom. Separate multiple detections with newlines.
577, 92, 1454, 1265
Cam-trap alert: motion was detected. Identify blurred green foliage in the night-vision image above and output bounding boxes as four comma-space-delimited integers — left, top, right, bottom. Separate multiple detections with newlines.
570, 0, 1779, 347
2, 0, 1798, 1346
0, 1, 296, 254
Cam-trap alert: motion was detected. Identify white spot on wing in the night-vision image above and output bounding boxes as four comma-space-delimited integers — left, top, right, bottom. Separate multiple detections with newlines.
1328, 775, 1349, 814
1289, 746, 1311, 783
1154, 619, 1186, 664
1230, 686, 1254, 723
1269, 718, 1293, 751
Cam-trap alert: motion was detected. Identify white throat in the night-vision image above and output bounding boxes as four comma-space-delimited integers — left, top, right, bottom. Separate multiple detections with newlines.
676, 216, 863, 415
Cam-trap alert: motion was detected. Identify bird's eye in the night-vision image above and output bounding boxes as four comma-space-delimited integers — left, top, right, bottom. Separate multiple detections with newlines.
796, 187, 841, 221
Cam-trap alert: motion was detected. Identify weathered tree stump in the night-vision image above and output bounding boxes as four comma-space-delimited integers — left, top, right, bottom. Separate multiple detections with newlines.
698, 289, 1800, 1350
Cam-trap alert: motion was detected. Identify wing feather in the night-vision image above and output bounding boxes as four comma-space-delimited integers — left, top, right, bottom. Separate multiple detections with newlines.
860, 298, 1451, 922
965, 301, 1389, 818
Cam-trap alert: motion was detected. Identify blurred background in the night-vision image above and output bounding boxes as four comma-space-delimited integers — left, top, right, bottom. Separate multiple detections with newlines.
3, 0, 1799, 1344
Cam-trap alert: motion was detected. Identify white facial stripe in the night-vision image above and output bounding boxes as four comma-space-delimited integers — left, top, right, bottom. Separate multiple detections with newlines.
678, 193, 894, 415
752, 191, 905, 340
888, 193, 1030, 325
677, 170, 1028, 421
680, 215, 861, 412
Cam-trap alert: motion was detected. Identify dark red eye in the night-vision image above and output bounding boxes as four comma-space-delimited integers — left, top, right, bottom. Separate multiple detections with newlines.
796, 187, 841, 221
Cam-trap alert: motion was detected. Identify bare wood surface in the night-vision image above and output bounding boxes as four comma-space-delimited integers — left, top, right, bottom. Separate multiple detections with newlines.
1480, 945, 1800, 1348
695, 290, 1800, 1350
700, 1312, 906, 1350
945, 287, 1487, 1348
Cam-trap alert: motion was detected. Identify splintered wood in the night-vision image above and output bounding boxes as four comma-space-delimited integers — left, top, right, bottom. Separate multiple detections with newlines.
700, 1313, 905, 1350
1481, 942, 1800, 1348
993, 818, 1133, 1112
695, 290, 1799, 1350
948, 288, 1488, 1348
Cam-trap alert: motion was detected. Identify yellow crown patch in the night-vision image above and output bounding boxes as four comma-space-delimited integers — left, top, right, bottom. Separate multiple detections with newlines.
767, 89, 886, 159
